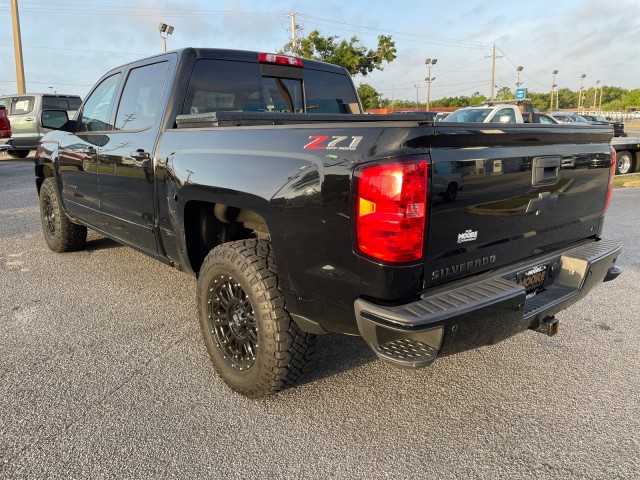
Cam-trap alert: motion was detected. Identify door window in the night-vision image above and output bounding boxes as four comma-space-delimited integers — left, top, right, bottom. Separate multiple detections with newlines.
4, 96, 35, 115
114, 61, 169, 131
79, 73, 121, 132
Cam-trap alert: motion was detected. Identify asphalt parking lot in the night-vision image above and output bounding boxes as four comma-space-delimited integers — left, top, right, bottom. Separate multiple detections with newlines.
0, 157, 638, 479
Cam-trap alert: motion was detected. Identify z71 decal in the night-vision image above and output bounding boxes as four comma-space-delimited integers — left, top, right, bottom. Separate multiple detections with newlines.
304, 135, 363, 151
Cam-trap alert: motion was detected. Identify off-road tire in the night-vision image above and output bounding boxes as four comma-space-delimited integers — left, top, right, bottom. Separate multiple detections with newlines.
197, 239, 316, 398
39, 177, 87, 252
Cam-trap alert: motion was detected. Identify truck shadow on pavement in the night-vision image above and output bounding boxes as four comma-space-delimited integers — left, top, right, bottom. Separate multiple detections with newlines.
84, 235, 126, 252
299, 333, 377, 386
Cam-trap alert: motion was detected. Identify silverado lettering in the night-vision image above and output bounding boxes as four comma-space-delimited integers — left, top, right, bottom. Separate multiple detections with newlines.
431, 255, 497, 280
34, 47, 621, 398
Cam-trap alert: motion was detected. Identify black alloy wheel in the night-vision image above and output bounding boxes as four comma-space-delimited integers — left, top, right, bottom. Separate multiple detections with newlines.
207, 273, 258, 372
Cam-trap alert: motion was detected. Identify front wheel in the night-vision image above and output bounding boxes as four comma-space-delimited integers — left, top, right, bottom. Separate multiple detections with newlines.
616, 150, 634, 175
197, 239, 316, 398
39, 177, 87, 252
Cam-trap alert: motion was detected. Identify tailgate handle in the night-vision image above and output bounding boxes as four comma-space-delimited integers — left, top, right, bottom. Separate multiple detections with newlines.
532, 156, 561, 186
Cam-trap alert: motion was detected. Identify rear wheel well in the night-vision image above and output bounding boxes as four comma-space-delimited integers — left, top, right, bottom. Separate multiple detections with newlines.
184, 201, 270, 274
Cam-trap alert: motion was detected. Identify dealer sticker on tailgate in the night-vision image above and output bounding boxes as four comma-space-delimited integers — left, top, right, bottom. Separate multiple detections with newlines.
517, 263, 548, 293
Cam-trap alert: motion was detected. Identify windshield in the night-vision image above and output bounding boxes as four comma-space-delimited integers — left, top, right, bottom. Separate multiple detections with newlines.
574, 115, 590, 123
446, 108, 492, 122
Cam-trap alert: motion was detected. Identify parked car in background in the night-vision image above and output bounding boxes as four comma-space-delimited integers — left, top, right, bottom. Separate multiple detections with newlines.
435, 112, 450, 121
522, 112, 560, 124
550, 112, 585, 123
445, 104, 524, 123
0, 94, 81, 158
580, 114, 625, 137
0, 105, 11, 151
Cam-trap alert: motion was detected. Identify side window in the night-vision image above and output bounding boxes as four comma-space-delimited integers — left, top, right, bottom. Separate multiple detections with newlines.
79, 74, 121, 132
114, 62, 169, 131
494, 108, 516, 123
10, 96, 35, 115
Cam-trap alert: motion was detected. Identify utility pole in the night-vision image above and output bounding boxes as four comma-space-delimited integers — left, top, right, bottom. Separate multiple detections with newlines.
10, 0, 26, 94
593, 80, 600, 110
486, 45, 502, 101
415, 84, 419, 109
287, 12, 300, 54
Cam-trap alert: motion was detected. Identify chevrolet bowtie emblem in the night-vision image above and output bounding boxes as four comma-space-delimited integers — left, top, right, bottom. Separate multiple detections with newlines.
525, 192, 559, 215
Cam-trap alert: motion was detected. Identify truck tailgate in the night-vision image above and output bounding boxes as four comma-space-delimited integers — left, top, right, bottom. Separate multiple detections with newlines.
425, 123, 614, 288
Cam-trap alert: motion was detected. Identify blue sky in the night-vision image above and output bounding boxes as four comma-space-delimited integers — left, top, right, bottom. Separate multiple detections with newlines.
1, 0, 639, 101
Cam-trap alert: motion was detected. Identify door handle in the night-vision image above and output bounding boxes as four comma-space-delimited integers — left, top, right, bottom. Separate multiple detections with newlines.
25, 118, 35, 122
131, 149, 151, 160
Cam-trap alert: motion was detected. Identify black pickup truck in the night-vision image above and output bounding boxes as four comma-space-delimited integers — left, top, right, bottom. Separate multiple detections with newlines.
35, 48, 621, 398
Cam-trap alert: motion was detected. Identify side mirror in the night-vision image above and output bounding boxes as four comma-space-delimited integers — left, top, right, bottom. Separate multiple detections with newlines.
40, 109, 72, 131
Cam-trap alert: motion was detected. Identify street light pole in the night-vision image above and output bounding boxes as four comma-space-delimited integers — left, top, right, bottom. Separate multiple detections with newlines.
515, 66, 524, 91
593, 80, 600, 110
425, 58, 437, 112
577, 73, 586, 110
598, 84, 604, 112
158, 22, 174, 53
550, 70, 558, 113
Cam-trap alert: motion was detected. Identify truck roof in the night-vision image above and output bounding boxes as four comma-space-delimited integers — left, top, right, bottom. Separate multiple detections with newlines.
107, 47, 350, 76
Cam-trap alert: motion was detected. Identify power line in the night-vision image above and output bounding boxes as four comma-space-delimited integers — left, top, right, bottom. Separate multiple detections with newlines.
301, 14, 491, 49
0, 43, 148, 56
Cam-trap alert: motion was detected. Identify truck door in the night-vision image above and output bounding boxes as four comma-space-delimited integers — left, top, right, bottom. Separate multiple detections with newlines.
97, 60, 171, 254
58, 72, 121, 227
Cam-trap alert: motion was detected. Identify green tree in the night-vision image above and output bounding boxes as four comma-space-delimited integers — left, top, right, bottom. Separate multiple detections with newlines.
285, 30, 396, 76
496, 87, 513, 100
469, 92, 488, 106
357, 83, 381, 110
625, 89, 640, 106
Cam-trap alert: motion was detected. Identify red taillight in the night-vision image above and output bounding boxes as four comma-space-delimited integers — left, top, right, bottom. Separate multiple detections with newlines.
356, 159, 428, 263
605, 146, 616, 212
258, 52, 303, 67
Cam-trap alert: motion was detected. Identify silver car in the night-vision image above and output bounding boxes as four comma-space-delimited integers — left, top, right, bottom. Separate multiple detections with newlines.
0, 94, 81, 158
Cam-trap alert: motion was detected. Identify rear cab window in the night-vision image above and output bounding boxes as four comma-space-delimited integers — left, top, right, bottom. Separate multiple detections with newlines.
1, 96, 35, 115
182, 58, 360, 115
43, 96, 82, 111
